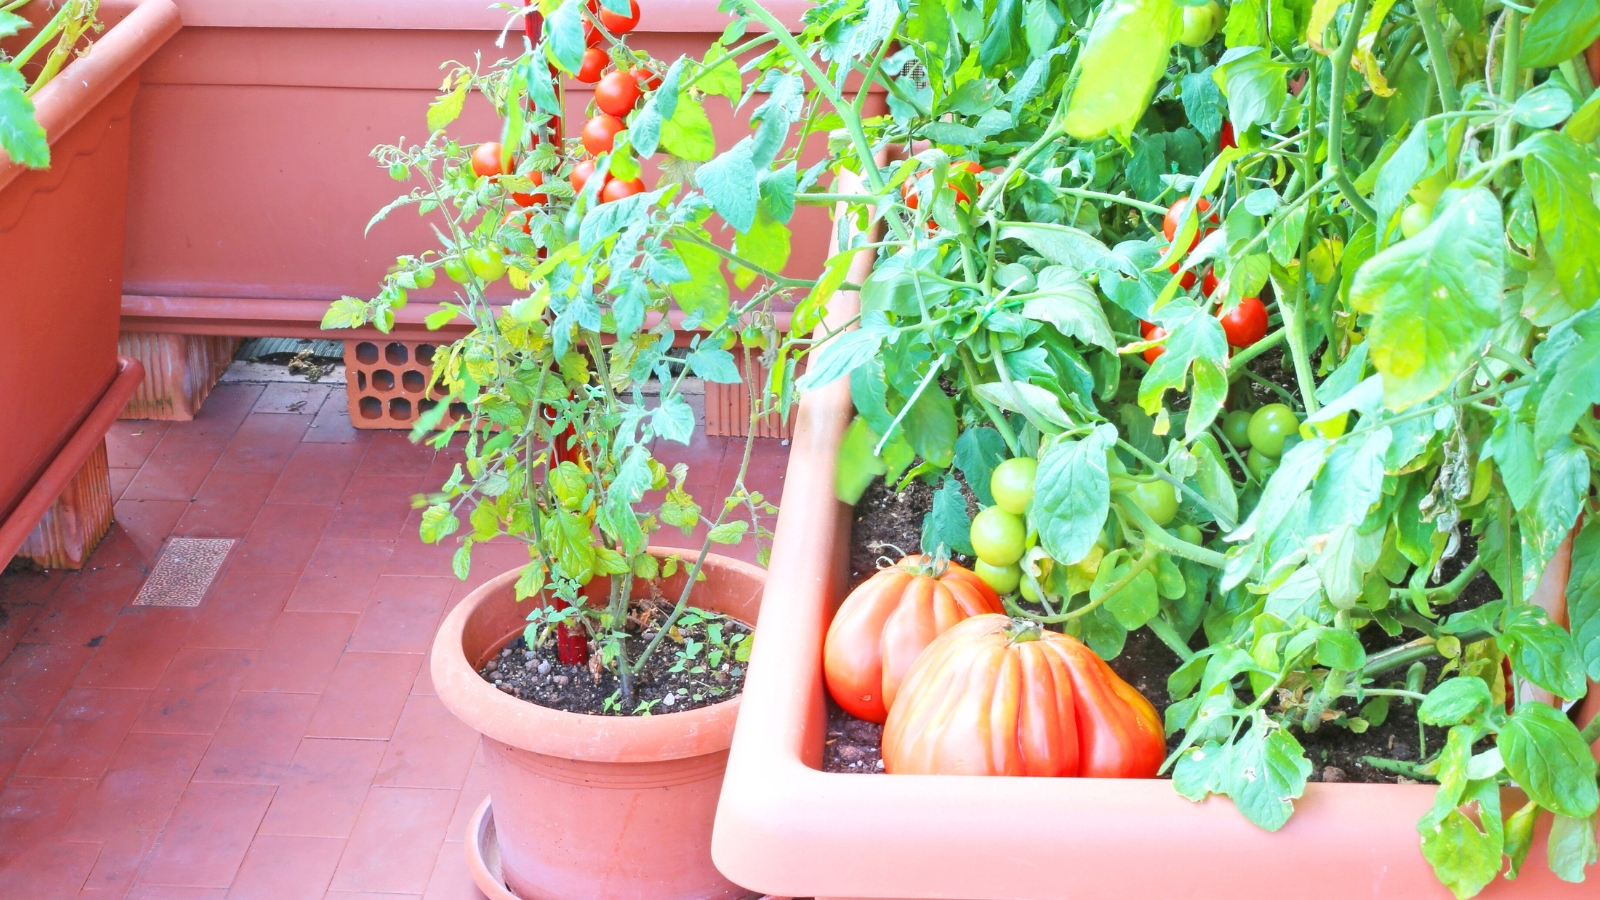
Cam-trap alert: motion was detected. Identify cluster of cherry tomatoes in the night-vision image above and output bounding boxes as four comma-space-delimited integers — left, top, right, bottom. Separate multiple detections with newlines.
1141, 196, 1269, 363
569, 0, 656, 203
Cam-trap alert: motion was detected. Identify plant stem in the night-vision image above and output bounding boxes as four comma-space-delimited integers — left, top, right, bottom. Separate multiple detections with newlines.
1361, 629, 1492, 677
1047, 187, 1170, 216
1363, 755, 1431, 779
9, 0, 68, 74
1414, 0, 1461, 113
1006, 545, 1158, 624
1118, 496, 1228, 567
1225, 328, 1286, 381
1276, 279, 1322, 415
961, 347, 1021, 455
1326, 0, 1379, 221
1495, 7, 1523, 155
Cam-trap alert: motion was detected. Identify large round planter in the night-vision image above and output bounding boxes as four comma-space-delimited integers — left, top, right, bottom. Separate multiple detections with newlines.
432, 547, 765, 900
708, 175, 1600, 900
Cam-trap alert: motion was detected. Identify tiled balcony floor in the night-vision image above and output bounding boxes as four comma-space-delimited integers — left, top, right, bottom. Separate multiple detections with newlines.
0, 382, 787, 899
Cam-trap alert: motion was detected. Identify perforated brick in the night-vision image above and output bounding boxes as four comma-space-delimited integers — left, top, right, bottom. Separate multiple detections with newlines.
342, 340, 464, 430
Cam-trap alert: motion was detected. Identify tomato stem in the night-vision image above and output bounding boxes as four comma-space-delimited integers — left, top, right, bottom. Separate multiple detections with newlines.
1413, 0, 1461, 113
1324, 0, 1378, 222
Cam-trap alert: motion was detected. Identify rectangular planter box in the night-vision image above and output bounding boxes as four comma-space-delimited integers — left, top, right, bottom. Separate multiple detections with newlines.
711, 182, 1600, 900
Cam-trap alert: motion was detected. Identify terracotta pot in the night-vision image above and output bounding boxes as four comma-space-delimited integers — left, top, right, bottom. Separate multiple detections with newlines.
0, 0, 179, 559
432, 547, 766, 900
709, 179, 1600, 899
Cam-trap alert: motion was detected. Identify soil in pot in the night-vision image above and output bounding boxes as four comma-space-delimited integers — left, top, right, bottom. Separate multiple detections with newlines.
477, 596, 753, 716
823, 476, 1497, 784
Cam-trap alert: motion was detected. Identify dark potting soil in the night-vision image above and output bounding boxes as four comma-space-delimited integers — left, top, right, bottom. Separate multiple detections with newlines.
477, 602, 753, 717
823, 475, 1498, 783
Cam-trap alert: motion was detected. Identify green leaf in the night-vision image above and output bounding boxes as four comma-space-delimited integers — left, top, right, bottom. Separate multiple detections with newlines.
1034, 424, 1117, 566
1499, 703, 1600, 818
544, 0, 587, 75
835, 416, 889, 504
661, 93, 716, 162
1213, 47, 1289, 133
668, 239, 729, 328
1520, 0, 1600, 69
707, 521, 749, 544
797, 329, 884, 392
1226, 713, 1312, 832
1349, 187, 1504, 410
1512, 82, 1575, 129
321, 297, 370, 330
1185, 357, 1228, 441
1567, 518, 1600, 680
0, 67, 49, 169
1568, 90, 1600, 144
1315, 628, 1366, 670
1020, 267, 1116, 351
1308, 426, 1391, 533
1095, 552, 1160, 630
698, 44, 742, 101
1521, 437, 1589, 584
904, 386, 957, 469
1138, 299, 1230, 414
1501, 603, 1588, 703
0, 10, 27, 38
1180, 69, 1226, 141
1548, 813, 1600, 883
954, 427, 1010, 507
998, 223, 1109, 270
685, 345, 741, 384
1522, 132, 1600, 310
1504, 800, 1540, 879
419, 504, 460, 544
731, 207, 792, 289
428, 82, 467, 133
1419, 677, 1494, 726
1224, 0, 1266, 48
1419, 795, 1504, 899
1062, 0, 1182, 142
696, 140, 760, 232
651, 392, 696, 444
922, 475, 975, 557
660, 487, 702, 533
979, 0, 1025, 73
1533, 309, 1600, 454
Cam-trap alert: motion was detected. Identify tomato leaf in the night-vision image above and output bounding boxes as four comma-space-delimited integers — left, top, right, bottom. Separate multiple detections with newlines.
1548, 813, 1600, 883
1532, 309, 1600, 454
668, 239, 730, 329
953, 427, 1010, 508
1185, 358, 1228, 442
904, 385, 958, 469
1521, 132, 1600, 312
1213, 47, 1288, 132
544, 0, 587, 76
1520, 0, 1600, 69
1349, 187, 1504, 410
1498, 703, 1600, 818
0, 67, 49, 169
1020, 267, 1116, 351
1418, 677, 1493, 726
1138, 298, 1229, 415
1520, 437, 1589, 588
1034, 424, 1117, 566
1567, 518, 1600, 680
1225, 713, 1312, 832
1095, 551, 1160, 630
731, 207, 792, 289
797, 329, 885, 392
998, 222, 1109, 270
1063, 0, 1181, 142
1419, 781, 1504, 900
1500, 603, 1588, 703
695, 139, 760, 232
921, 475, 975, 557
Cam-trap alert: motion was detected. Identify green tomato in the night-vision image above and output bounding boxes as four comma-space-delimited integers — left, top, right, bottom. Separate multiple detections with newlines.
389, 287, 408, 310
990, 457, 1038, 516
1408, 171, 1448, 209
466, 247, 507, 282
719, 330, 738, 350
1178, 1, 1223, 47
412, 266, 436, 289
443, 257, 472, 284
969, 506, 1026, 567
1176, 524, 1204, 546
1222, 409, 1253, 449
1020, 574, 1042, 604
1247, 403, 1299, 459
973, 559, 1022, 595
1246, 447, 1278, 481
389, 162, 409, 181
1400, 202, 1432, 239
1130, 479, 1179, 526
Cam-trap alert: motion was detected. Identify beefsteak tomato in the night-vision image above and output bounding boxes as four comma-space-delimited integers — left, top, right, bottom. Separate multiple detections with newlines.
823, 555, 1003, 724
882, 615, 1165, 778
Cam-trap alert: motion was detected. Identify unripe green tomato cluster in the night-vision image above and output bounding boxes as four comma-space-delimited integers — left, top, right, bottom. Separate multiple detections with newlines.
1178, 2, 1223, 47
968, 457, 1039, 593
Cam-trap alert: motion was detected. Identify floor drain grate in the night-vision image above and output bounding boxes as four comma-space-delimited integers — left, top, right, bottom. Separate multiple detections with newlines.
132, 538, 235, 607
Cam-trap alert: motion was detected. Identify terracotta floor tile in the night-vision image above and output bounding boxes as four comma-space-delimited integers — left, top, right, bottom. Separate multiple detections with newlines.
192, 691, 319, 784
269, 441, 369, 507
78, 828, 158, 897
171, 470, 278, 539
421, 841, 489, 900
258, 738, 385, 838
24, 557, 144, 646
373, 694, 477, 790
302, 400, 366, 445
0, 600, 44, 661
183, 571, 295, 651
125, 884, 228, 899
410, 643, 438, 696
0, 642, 94, 727
357, 431, 438, 477
110, 500, 192, 567
63, 732, 209, 841
324, 476, 423, 541
16, 688, 150, 779
346, 576, 451, 655
111, 466, 139, 502
121, 433, 231, 503
327, 785, 455, 894
443, 764, 488, 843
449, 542, 529, 594
107, 420, 171, 469
228, 505, 333, 575
325, 892, 421, 900
132, 648, 256, 735
382, 516, 456, 578
305, 652, 422, 740
1, 567, 64, 604
0, 725, 37, 782
421, 442, 466, 487
226, 834, 345, 900
253, 382, 333, 416
136, 781, 275, 888
76, 607, 199, 689
286, 539, 394, 614
241, 611, 358, 695
214, 413, 313, 474
0, 837, 100, 897
180, 382, 265, 437
0, 777, 93, 858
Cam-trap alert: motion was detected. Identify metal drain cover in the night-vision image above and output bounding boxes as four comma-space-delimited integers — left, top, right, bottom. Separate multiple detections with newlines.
132, 538, 235, 607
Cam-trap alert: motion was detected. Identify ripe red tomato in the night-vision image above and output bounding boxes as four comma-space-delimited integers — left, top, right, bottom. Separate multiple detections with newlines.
1163, 197, 1216, 248
503, 209, 532, 235
581, 114, 625, 155
1219, 296, 1269, 348
583, 19, 603, 47
576, 47, 607, 84
901, 160, 984, 210
1169, 259, 1196, 290
1220, 121, 1237, 150
632, 65, 663, 92
569, 159, 600, 194
600, 176, 645, 202
470, 142, 507, 178
512, 171, 547, 207
594, 70, 642, 117
882, 615, 1165, 777
599, 0, 640, 34
823, 556, 1003, 724
1144, 326, 1168, 364
1139, 319, 1158, 339
1201, 269, 1219, 298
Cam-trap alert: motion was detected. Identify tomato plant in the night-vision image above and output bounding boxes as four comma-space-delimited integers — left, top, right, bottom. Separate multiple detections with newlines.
593, 70, 641, 117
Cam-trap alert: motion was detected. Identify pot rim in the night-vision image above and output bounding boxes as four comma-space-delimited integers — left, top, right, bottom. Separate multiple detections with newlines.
709, 172, 1600, 900
431, 545, 766, 764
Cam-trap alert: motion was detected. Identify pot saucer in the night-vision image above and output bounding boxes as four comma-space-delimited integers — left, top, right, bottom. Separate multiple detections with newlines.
464, 798, 784, 900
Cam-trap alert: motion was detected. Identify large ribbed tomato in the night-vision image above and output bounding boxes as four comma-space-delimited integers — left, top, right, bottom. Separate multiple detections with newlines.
823, 556, 1003, 724
883, 615, 1165, 778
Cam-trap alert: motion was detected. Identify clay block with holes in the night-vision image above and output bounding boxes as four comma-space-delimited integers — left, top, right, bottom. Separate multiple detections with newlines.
343, 339, 465, 430
704, 350, 796, 440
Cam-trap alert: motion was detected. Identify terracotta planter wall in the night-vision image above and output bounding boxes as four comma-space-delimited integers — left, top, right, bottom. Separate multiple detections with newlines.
710, 177, 1600, 900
